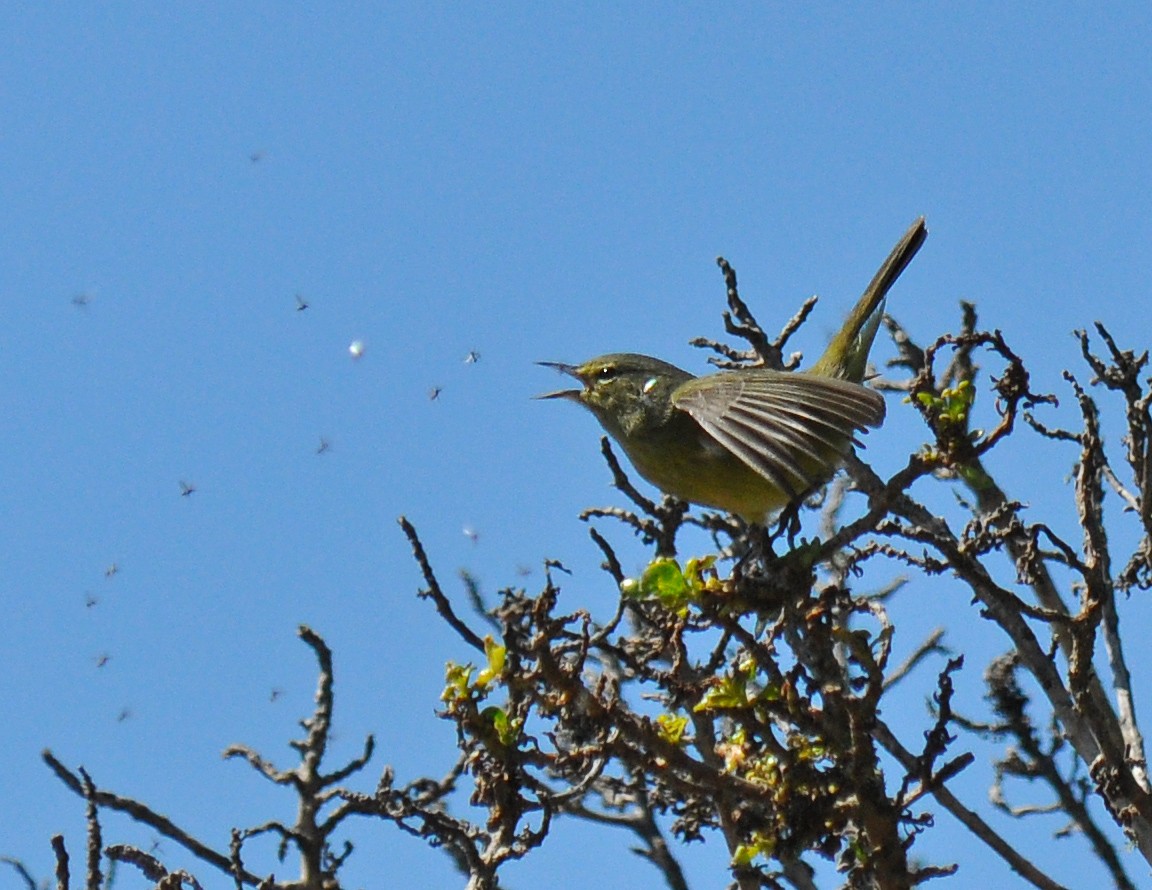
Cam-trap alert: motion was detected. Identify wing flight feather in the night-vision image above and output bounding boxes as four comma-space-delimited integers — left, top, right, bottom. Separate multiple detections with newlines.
672, 370, 885, 492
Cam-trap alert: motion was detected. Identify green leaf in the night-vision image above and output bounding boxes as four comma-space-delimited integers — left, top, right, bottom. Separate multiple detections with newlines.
695, 673, 750, 711
442, 662, 475, 702
732, 832, 776, 866
642, 559, 690, 602
476, 635, 506, 689
623, 555, 723, 610
481, 706, 519, 746
656, 712, 690, 745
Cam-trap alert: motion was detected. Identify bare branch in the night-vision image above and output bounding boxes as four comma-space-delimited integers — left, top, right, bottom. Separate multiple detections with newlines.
884, 628, 949, 690
50, 836, 68, 890
399, 516, 485, 652
42, 752, 261, 885
874, 721, 1069, 890
0, 856, 39, 890
79, 769, 101, 890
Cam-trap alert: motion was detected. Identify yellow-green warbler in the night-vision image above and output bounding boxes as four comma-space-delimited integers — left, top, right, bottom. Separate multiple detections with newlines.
539, 218, 927, 522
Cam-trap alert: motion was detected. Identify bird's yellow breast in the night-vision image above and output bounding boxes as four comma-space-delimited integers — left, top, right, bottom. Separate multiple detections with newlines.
615, 413, 798, 523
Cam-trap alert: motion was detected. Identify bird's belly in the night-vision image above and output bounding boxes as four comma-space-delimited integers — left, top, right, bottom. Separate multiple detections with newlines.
621, 429, 794, 523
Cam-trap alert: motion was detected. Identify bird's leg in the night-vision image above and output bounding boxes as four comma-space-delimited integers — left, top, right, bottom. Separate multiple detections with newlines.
726, 525, 794, 638
765, 500, 803, 551
729, 521, 778, 584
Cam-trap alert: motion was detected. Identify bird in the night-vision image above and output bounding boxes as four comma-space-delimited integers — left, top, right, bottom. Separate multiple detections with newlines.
538, 218, 926, 523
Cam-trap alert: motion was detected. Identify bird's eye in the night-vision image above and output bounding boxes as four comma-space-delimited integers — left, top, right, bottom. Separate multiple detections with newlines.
595, 366, 618, 383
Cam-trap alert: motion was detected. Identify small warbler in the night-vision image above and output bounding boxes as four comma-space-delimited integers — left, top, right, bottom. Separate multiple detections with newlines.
539, 218, 927, 522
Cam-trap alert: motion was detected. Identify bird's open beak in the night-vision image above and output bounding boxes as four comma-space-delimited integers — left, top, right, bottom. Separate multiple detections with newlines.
536, 361, 584, 401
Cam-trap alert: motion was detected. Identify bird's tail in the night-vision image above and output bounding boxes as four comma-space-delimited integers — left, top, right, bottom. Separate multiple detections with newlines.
810, 217, 928, 382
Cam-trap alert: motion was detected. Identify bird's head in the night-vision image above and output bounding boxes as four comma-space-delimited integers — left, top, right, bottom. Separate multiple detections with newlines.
537, 353, 693, 437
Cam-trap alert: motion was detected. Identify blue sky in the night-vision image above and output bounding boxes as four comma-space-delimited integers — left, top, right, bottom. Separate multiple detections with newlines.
3, 5, 1152, 888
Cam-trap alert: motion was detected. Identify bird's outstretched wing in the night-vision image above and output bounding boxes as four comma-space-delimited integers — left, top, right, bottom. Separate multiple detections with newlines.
672, 370, 886, 499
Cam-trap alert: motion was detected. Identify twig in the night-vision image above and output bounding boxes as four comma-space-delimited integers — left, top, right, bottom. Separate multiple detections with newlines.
42, 752, 262, 885
79, 769, 101, 890
873, 722, 1069, 890
50, 836, 69, 890
0, 857, 38, 890
884, 628, 948, 690
399, 516, 485, 652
